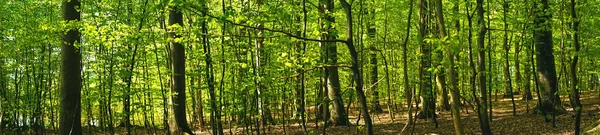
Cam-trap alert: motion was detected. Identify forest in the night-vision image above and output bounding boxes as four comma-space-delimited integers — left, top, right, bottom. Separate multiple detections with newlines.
0, 0, 599, 134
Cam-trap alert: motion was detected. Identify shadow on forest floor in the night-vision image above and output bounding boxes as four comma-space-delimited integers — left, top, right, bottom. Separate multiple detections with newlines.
205, 91, 600, 135
3, 91, 600, 135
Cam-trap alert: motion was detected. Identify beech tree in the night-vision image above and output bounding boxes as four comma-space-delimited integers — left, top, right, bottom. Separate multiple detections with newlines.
59, 0, 82, 134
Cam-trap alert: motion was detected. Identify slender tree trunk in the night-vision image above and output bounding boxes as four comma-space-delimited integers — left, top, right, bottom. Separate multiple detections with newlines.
381, 0, 395, 122
340, 0, 374, 134
198, 2, 223, 134
522, 19, 533, 100
476, 0, 492, 133
434, 0, 464, 133
402, 0, 414, 126
502, 0, 517, 116
366, 8, 383, 113
0, 51, 4, 130
59, 0, 82, 134
370, 51, 383, 113
569, 0, 582, 133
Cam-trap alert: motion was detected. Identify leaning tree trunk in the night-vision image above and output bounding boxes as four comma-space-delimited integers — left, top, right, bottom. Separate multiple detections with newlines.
59, 0, 82, 134
168, 3, 195, 135
340, 0, 374, 134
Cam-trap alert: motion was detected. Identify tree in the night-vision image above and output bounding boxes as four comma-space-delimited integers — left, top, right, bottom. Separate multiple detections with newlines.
168, 3, 194, 135
340, 0, 374, 134
402, 0, 415, 126
59, 0, 82, 134
533, 0, 565, 118
433, 0, 464, 133
476, 0, 492, 133
319, 0, 350, 126
417, 0, 435, 119
367, 6, 383, 113
198, 1, 224, 134
502, 0, 517, 116
569, 0, 582, 133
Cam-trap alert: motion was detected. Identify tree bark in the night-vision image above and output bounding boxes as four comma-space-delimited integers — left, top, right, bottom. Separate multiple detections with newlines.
340, 0, 374, 134
533, 0, 565, 117
434, 0, 464, 133
168, 4, 195, 135
476, 0, 492, 133
367, 8, 383, 113
402, 0, 415, 126
417, 0, 435, 119
319, 0, 350, 126
569, 0, 582, 133
370, 51, 383, 113
59, 0, 82, 134
502, 0, 517, 116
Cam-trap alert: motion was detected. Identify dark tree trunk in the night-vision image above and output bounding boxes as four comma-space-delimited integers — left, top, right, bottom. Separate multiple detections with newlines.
533, 0, 565, 118
59, 0, 82, 134
168, 4, 194, 135
569, 0, 582, 133
502, 0, 517, 116
319, 0, 350, 126
199, 2, 223, 134
367, 8, 383, 113
523, 32, 534, 100
370, 51, 383, 113
402, 0, 414, 125
340, 0, 374, 134
417, 0, 435, 119
476, 0, 492, 133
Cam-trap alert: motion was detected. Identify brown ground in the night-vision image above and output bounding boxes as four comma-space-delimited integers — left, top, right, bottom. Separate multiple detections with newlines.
3, 91, 600, 135
193, 91, 600, 135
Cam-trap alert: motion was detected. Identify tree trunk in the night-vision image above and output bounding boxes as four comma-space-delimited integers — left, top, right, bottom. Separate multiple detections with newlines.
402, 0, 415, 126
340, 0, 374, 134
199, 2, 223, 134
370, 51, 383, 113
168, 4, 194, 135
417, 0, 435, 119
434, 0, 464, 133
319, 0, 350, 126
533, 0, 565, 118
59, 0, 82, 134
476, 0, 492, 133
523, 33, 534, 100
196, 76, 205, 131
502, 0, 517, 116
569, 0, 582, 133
367, 9, 383, 113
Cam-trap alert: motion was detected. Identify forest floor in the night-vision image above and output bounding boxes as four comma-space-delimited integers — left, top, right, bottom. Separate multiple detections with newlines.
198, 91, 600, 135
3, 91, 600, 135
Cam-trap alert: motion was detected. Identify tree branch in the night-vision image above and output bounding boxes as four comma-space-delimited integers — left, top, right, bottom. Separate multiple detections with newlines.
183, 5, 348, 43
276, 64, 352, 79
